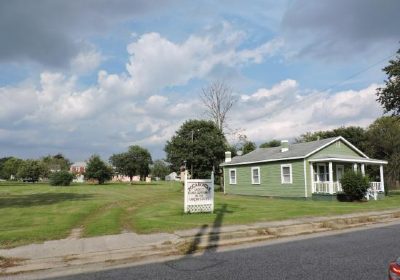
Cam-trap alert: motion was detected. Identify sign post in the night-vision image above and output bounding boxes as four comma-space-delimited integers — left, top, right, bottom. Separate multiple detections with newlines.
184, 171, 214, 213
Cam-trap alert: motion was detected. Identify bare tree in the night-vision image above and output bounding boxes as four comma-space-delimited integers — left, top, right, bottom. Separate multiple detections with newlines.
199, 81, 237, 131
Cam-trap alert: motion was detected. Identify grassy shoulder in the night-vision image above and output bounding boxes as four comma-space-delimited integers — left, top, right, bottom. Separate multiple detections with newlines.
0, 180, 399, 248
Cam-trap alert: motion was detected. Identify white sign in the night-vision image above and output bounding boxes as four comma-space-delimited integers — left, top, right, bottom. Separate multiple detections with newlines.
184, 171, 214, 213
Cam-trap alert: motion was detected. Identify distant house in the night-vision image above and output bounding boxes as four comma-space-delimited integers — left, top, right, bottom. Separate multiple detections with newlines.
70, 161, 87, 183
165, 172, 178, 181
112, 175, 140, 182
221, 137, 387, 201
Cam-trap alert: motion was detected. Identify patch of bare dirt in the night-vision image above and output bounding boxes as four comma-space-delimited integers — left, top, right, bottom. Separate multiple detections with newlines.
67, 228, 83, 239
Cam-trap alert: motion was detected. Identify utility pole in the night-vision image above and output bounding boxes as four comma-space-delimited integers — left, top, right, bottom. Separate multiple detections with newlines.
191, 130, 194, 178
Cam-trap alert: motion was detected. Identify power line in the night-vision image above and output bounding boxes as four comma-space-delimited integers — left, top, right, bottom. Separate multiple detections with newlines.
233, 51, 397, 126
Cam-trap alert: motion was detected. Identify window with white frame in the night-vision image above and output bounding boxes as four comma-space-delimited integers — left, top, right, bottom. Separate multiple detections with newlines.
281, 164, 292, 184
251, 167, 260, 184
314, 164, 329, 182
229, 169, 236, 184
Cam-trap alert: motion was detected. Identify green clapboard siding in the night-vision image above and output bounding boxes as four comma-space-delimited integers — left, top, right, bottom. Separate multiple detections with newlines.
309, 140, 363, 159
224, 159, 305, 197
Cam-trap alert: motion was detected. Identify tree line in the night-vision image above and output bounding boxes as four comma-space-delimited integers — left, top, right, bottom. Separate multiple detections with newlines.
0, 150, 170, 185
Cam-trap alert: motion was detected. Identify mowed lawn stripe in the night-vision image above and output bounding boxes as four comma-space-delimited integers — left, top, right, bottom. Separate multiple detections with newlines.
1, 181, 400, 249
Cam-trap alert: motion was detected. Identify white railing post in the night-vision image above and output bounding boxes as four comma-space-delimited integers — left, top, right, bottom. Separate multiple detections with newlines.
329, 162, 333, 194
380, 165, 385, 192
184, 170, 188, 213
361, 164, 365, 176
211, 171, 214, 213
310, 163, 315, 193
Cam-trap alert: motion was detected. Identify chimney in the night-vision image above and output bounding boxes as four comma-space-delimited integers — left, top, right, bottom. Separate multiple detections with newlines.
281, 140, 289, 152
225, 151, 232, 163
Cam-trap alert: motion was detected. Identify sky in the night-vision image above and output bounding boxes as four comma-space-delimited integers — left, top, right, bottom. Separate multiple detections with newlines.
0, 0, 399, 162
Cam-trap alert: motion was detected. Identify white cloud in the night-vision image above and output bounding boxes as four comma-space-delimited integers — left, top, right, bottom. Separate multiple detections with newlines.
242, 79, 299, 100
71, 49, 104, 75
119, 23, 283, 96
146, 95, 168, 107
233, 82, 383, 143
234, 38, 284, 64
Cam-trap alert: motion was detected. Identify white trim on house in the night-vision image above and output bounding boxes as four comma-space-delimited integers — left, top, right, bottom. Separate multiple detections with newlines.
303, 159, 307, 197
281, 164, 292, 184
309, 158, 387, 165
251, 167, 261, 184
304, 136, 369, 159
229, 169, 237, 185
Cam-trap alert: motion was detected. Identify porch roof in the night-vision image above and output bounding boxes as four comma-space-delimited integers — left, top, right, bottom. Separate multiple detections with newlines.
308, 154, 387, 165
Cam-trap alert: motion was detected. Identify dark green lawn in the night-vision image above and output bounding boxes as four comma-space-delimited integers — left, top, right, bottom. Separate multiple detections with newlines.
0, 181, 399, 249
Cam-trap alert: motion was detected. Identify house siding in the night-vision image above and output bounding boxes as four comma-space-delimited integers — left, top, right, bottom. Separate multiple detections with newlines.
224, 159, 305, 197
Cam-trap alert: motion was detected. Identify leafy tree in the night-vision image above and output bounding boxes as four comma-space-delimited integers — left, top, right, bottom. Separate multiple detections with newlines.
295, 126, 367, 151
227, 144, 238, 157
2, 157, 24, 180
151, 160, 170, 181
366, 116, 400, 190
230, 134, 256, 155
376, 48, 400, 115
41, 154, 71, 172
50, 171, 74, 186
340, 171, 370, 201
242, 141, 256, 155
17, 159, 46, 182
109, 145, 152, 184
164, 119, 226, 179
0, 157, 12, 179
85, 155, 113, 184
259, 140, 281, 148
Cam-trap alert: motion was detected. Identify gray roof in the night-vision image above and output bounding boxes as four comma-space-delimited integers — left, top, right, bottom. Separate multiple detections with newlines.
221, 137, 363, 166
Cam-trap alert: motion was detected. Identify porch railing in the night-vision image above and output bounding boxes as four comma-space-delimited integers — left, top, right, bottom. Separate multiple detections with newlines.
313, 182, 329, 193
312, 182, 382, 194
370, 182, 384, 192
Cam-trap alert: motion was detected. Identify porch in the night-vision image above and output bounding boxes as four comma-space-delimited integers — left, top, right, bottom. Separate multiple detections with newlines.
309, 155, 388, 200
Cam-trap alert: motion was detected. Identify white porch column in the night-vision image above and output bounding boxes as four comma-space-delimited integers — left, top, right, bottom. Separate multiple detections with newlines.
310, 163, 314, 193
361, 164, 365, 176
329, 161, 333, 194
380, 164, 385, 192
353, 163, 358, 172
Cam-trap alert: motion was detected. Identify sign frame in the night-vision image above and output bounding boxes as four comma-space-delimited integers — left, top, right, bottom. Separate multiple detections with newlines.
184, 171, 214, 213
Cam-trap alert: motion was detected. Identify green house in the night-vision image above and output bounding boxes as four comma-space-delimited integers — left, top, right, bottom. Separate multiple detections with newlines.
221, 137, 387, 201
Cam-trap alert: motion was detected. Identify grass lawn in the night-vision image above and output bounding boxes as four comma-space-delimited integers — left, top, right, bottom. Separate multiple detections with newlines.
1, 180, 400, 249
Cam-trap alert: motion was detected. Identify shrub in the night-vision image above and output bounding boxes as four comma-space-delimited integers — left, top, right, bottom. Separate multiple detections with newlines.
339, 171, 370, 201
50, 171, 74, 186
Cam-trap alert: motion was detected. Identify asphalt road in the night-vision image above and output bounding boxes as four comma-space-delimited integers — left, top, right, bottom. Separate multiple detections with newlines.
51, 224, 400, 280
